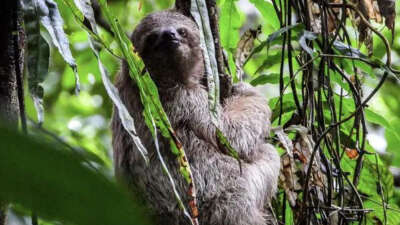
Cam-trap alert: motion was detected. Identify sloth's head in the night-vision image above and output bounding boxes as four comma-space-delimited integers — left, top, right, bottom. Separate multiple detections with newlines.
132, 10, 204, 88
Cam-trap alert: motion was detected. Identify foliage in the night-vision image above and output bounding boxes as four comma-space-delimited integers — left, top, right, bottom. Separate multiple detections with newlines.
2, 0, 400, 225
0, 126, 151, 225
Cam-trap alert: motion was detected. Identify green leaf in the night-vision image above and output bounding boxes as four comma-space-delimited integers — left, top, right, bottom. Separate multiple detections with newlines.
245, 24, 303, 65
253, 52, 282, 75
365, 109, 391, 128
219, 0, 241, 51
248, 0, 279, 30
250, 73, 281, 85
330, 70, 350, 93
23, 0, 50, 124
365, 109, 400, 141
36, 0, 80, 94
0, 126, 151, 225
361, 155, 400, 225
269, 94, 298, 123
386, 122, 400, 167
284, 195, 294, 225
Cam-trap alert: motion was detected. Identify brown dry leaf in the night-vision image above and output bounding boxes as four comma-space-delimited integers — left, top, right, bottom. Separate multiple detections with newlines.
308, 0, 321, 33
276, 126, 328, 206
309, 0, 341, 33
274, 127, 301, 207
327, 0, 343, 32
294, 146, 307, 164
280, 154, 301, 207
287, 125, 325, 188
357, 0, 375, 55
234, 26, 261, 81
373, 1, 383, 23
377, 0, 396, 30
361, 0, 378, 20
327, 12, 338, 33
350, 75, 356, 84
345, 147, 359, 159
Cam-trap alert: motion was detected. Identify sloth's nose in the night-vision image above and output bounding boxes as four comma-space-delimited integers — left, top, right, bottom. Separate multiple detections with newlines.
162, 28, 178, 41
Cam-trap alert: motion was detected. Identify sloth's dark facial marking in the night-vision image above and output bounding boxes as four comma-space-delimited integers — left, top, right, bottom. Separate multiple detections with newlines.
144, 26, 189, 52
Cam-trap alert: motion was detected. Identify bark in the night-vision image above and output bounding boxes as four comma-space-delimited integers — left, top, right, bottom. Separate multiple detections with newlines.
0, 1, 24, 224
0, 1, 23, 124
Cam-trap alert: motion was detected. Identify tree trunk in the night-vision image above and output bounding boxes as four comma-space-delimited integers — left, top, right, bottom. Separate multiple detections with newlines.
0, 0, 24, 224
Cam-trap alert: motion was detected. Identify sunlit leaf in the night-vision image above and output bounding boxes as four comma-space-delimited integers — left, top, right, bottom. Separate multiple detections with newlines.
250, 73, 281, 86
219, 0, 241, 51
248, 0, 279, 29
22, 0, 50, 124
36, 0, 80, 94
253, 52, 282, 75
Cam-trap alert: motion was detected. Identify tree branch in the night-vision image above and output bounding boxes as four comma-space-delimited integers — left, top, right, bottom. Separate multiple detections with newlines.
175, 0, 232, 100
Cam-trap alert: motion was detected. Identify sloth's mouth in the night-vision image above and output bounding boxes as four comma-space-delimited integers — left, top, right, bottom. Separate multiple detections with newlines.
154, 32, 181, 49
162, 38, 180, 49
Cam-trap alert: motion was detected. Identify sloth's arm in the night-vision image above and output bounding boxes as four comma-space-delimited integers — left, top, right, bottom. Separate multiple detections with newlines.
219, 82, 272, 161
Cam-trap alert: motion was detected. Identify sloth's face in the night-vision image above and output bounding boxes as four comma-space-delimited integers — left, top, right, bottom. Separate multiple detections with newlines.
132, 11, 201, 70
142, 25, 194, 58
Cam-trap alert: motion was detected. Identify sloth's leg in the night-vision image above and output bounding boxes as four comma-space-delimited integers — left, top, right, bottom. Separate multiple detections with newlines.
205, 144, 280, 225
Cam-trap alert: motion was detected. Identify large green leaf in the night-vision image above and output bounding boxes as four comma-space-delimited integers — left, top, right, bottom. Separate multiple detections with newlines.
248, 0, 279, 30
250, 73, 285, 85
365, 109, 400, 145
219, 0, 241, 51
0, 126, 151, 225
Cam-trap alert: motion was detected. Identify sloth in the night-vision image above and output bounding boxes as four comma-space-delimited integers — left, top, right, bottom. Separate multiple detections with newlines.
111, 10, 280, 225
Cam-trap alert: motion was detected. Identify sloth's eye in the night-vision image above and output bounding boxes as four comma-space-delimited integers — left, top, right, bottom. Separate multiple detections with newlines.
177, 28, 187, 37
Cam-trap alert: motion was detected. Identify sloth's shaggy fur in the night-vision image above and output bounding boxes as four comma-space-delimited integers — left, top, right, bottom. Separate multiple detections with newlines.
111, 10, 280, 225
